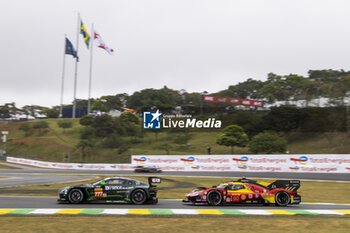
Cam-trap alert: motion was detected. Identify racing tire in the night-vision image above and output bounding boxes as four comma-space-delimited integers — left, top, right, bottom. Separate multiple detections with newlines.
68, 189, 84, 204
131, 189, 147, 205
275, 191, 290, 207
207, 190, 223, 206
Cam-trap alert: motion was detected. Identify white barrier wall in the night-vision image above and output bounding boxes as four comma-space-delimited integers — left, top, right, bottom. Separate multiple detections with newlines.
6, 157, 134, 171
131, 155, 350, 173
7, 154, 350, 173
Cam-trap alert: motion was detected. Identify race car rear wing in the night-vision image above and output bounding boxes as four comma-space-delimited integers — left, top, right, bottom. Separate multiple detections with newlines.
148, 177, 161, 187
267, 180, 300, 191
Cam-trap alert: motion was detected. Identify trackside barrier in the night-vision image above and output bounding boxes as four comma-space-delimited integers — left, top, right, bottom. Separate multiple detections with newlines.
6, 156, 134, 171
7, 154, 350, 173
131, 154, 350, 173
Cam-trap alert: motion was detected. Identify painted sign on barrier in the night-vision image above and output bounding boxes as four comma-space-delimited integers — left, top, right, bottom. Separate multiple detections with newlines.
6, 157, 134, 171
131, 154, 350, 173
6, 154, 350, 173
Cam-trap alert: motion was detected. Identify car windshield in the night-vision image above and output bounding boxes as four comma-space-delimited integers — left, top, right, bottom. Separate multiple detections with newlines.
216, 184, 226, 189
92, 179, 105, 186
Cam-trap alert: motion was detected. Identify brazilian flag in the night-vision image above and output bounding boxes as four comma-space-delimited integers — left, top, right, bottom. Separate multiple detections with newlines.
80, 20, 90, 48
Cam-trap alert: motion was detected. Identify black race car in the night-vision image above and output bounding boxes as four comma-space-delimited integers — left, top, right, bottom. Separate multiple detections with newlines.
134, 165, 162, 173
58, 177, 161, 204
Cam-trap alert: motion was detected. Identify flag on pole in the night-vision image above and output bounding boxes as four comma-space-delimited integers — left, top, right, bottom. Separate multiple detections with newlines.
80, 20, 90, 48
94, 30, 114, 55
65, 37, 78, 60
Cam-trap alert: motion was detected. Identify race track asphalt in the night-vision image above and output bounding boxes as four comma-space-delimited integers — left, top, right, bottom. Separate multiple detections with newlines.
0, 163, 350, 212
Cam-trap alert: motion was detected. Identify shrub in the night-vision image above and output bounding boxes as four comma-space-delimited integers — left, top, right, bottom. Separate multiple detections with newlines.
249, 131, 287, 154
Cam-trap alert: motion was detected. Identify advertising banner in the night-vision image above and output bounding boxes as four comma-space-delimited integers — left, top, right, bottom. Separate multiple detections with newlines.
131, 154, 350, 173
202, 95, 264, 107
6, 157, 134, 171
7, 154, 350, 173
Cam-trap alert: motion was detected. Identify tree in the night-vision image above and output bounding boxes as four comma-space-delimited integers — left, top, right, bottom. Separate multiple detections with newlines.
21, 105, 47, 118
216, 125, 249, 154
32, 121, 49, 135
128, 87, 182, 112
249, 131, 287, 154
79, 115, 94, 126
91, 115, 115, 137
0, 102, 20, 119
159, 142, 172, 155
18, 122, 31, 136
119, 111, 139, 124
232, 111, 264, 138
57, 120, 73, 132
76, 139, 95, 159
216, 78, 264, 99
263, 106, 307, 133
42, 106, 60, 118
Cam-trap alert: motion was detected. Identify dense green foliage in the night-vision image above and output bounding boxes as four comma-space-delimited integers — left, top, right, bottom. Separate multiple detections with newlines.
1, 69, 350, 118
249, 131, 287, 154
216, 125, 249, 153
57, 120, 73, 130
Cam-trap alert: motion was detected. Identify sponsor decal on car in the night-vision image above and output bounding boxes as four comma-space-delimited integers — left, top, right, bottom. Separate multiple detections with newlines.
241, 194, 246, 200
105, 186, 131, 190
94, 188, 103, 197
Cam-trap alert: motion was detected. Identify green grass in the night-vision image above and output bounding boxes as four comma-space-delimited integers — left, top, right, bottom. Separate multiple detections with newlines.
1, 216, 350, 233
0, 164, 17, 169
1, 175, 350, 203
1, 119, 350, 163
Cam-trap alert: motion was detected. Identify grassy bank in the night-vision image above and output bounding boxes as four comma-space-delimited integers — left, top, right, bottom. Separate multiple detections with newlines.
1, 119, 350, 163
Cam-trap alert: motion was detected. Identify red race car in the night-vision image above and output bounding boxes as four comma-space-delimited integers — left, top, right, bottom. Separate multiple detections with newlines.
183, 178, 301, 206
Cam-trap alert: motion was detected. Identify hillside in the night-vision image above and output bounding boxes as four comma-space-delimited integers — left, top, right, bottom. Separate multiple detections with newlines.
1, 118, 350, 163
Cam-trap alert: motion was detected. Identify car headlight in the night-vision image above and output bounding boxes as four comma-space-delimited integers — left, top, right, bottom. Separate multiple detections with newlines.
59, 187, 69, 195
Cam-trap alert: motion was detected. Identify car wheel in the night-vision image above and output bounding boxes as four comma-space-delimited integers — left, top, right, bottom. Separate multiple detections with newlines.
68, 189, 84, 204
207, 190, 222, 206
275, 191, 290, 207
131, 189, 147, 205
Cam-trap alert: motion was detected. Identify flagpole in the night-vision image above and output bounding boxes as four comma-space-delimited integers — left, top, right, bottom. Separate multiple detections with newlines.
72, 13, 80, 118
87, 23, 94, 114
59, 34, 67, 118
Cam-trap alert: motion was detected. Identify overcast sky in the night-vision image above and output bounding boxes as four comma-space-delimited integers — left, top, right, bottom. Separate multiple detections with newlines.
1, 0, 350, 107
